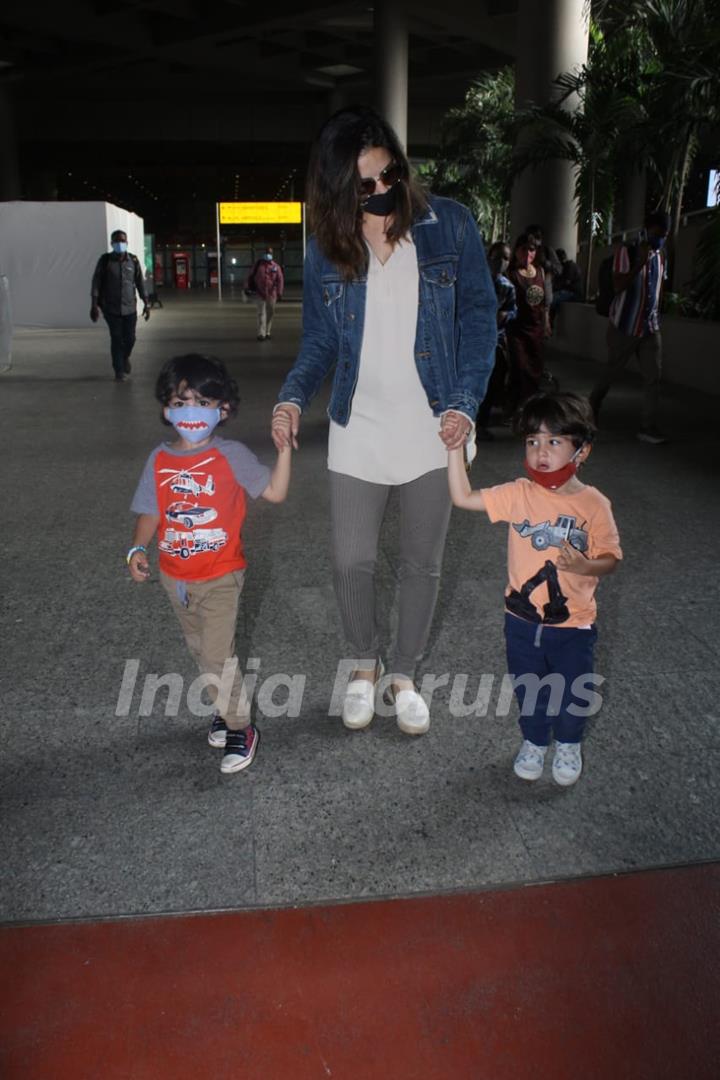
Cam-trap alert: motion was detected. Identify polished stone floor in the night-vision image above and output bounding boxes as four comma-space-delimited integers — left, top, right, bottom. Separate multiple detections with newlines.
1, 291, 718, 922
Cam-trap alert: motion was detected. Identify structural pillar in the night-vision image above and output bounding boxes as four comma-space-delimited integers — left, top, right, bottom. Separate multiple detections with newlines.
0, 88, 22, 201
375, 0, 408, 149
510, 0, 588, 256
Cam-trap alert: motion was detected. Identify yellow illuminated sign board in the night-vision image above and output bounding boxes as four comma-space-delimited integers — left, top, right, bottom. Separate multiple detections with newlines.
219, 201, 302, 225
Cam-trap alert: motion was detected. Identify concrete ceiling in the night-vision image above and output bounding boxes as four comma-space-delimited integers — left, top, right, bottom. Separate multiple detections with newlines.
1, 1, 518, 236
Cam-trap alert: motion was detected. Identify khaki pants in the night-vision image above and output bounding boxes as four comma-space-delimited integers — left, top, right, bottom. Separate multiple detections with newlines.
255, 298, 276, 338
160, 570, 250, 730
592, 323, 662, 429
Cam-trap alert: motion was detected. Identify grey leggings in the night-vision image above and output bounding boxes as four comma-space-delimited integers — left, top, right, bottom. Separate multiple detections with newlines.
329, 468, 452, 680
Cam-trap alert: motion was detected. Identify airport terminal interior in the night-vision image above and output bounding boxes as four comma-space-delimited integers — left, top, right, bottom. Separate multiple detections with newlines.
1, 1, 719, 1077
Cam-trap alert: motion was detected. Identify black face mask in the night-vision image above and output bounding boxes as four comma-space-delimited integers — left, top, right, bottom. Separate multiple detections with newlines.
361, 186, 398, 216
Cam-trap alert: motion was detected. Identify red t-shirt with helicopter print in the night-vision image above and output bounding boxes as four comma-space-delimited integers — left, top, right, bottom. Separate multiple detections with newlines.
130, 437, 270, 581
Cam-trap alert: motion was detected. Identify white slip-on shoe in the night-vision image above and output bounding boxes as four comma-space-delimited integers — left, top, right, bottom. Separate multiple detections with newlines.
392, 687, 430, 736
342, 660, 384, 730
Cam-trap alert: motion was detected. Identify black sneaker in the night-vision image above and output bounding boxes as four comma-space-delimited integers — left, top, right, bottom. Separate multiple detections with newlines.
637, 427, 668, 445
220, 724, 259, 774
208, 713, 228, 748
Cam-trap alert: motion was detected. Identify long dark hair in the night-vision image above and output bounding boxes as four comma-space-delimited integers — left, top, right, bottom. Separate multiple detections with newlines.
306, 105, 429, 280
509, 232, 538, 272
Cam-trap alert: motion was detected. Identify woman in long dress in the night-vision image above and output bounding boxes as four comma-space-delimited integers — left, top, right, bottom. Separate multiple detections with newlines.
506, 232, 551, 412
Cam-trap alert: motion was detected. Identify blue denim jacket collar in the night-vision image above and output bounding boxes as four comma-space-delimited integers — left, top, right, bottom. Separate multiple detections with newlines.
412, 204, 439, 228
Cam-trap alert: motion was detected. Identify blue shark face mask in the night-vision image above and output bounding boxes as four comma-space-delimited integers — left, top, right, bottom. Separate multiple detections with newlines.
112, 241, 128, 254
167, 405, 221, 443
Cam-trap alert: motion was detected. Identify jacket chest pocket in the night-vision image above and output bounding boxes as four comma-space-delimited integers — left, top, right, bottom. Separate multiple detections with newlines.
419, 259, 458, 289
321, 280, 344, 307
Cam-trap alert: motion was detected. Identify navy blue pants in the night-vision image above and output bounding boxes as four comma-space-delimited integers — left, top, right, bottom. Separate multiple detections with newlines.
504, 612, 598, 746
104, 313, 137, 376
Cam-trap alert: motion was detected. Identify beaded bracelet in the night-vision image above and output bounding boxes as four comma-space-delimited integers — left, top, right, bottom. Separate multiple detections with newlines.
126, 544, 147, 565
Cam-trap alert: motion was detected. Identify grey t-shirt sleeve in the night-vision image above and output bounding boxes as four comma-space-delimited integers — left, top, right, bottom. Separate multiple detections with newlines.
130, 447, 161, 515
220, 439, 272, 499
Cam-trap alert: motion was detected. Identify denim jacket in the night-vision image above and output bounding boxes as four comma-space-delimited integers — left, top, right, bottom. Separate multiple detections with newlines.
277, 196, 497, 424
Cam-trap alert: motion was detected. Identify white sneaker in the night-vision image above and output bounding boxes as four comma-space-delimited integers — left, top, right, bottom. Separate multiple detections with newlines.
552, 742, 583, 786
393, 688, 430, 736
342, 660, 384, 730
513, 740, 548, 781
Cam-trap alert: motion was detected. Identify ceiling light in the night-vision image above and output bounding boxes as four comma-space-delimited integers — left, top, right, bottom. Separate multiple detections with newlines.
316, 63, 363, 77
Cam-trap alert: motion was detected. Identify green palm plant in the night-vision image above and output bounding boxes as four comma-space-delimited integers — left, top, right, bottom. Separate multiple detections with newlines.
511, 29, 645, 298
593, 0, 720, 240
513, 1, 720, 293
420, 68, 515, 240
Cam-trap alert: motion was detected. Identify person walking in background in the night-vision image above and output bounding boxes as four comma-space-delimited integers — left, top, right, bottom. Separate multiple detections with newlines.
476, 241, 516, 440
506, 233, 551, 413
272, 105, 496, 737
525, 223, 562, 308
90, 229, 150, 382
589, 211, 670, 444
248, 247, 284, 341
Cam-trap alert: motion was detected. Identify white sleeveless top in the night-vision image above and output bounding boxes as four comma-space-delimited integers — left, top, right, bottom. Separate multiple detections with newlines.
327, 238, 447, 485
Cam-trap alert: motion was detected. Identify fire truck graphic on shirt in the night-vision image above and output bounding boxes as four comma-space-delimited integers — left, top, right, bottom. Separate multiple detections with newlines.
159, 527, 228, 560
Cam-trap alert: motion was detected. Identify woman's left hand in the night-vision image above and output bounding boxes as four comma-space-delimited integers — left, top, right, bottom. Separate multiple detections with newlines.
440, 410, 473, 450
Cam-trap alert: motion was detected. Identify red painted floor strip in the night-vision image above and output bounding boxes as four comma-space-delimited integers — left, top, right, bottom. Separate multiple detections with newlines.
1, 864, 719, 1080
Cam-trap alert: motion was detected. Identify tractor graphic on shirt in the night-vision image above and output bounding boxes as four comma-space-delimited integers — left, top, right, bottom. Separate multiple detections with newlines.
512, 514, 588, 553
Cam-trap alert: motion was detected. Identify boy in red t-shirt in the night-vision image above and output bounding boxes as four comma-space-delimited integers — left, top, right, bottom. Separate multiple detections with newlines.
128, 353, 293, 774
448, 392, 622, 786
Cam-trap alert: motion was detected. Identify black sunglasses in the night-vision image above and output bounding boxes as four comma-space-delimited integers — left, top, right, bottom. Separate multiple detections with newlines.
359, 160, 404, 198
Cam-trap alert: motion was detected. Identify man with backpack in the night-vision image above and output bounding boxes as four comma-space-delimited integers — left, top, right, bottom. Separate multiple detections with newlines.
247, 246, 284, 341
90, 230, 150, 381
590, 211, 670, 444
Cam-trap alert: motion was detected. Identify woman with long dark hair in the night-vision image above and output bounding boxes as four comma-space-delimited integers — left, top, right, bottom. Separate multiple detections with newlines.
271, 106, 496, 735
506, 232, 551, 412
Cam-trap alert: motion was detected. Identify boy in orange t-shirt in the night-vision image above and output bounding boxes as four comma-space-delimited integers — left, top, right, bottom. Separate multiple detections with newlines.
448, 392, 622, 786
127, 353, 293, 775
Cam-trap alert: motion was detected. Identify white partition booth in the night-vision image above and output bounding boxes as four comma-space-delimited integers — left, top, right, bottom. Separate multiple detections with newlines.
0, 202, 144, 329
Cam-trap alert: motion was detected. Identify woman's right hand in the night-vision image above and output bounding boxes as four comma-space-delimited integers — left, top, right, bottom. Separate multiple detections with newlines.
272, 404, 300, 451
